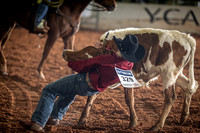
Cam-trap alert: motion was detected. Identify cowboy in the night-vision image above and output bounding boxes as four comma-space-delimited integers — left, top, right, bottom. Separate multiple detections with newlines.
19, 34, 145, 132
34, 0, 50, 33
34, 0, 64, 33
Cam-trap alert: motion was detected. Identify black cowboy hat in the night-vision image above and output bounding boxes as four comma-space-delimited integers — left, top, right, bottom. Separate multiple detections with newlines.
113, 34, 145, 63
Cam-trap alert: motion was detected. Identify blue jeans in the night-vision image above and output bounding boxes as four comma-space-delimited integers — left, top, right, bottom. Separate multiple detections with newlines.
31, 73, 99, 127
35, 2, 49, 26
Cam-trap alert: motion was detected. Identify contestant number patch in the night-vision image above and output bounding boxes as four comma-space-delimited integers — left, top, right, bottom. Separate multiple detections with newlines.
115, 67, 141, 88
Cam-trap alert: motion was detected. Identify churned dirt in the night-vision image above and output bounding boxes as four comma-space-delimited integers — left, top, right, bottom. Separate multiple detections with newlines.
0, 27, 200, 132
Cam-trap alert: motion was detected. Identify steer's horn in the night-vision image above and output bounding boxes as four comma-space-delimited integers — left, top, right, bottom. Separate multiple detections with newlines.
103, 32, 109, 47
105, 32, 109, 39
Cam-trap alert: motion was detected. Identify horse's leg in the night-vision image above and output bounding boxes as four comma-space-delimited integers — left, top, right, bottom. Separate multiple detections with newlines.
124, 87, 138, 128
78, 94, 98, 126
63, 35, 75, 50
150, 84, 176, 131
63, 35, 75, 74
0, 23, 16, 75
176, 73, 197, 125
37, 31, 59, 79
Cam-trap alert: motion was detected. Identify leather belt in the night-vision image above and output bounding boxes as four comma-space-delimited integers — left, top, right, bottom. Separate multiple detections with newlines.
86, 72, 95, 90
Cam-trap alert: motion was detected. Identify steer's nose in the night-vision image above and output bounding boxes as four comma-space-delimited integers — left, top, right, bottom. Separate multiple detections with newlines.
62, 49, 68, 60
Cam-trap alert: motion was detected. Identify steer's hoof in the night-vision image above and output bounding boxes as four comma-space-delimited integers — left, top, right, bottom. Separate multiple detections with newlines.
148, 125, 162, 131
180, 115, 188, 125
128, 122, 137, 129
77, 120, 86, 126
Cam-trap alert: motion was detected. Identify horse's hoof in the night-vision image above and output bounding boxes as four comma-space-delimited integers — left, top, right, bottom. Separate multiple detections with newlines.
39, 75, 45, 79
37, 71, 45, 79
3, 72, 8, 76
1, 71, 8, 76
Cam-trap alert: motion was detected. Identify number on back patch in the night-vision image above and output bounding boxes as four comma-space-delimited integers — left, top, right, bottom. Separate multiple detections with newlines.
115, 67, 141, 88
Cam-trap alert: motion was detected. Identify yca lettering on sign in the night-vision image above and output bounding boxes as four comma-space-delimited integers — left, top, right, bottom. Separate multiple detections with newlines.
144, 7, 199, 26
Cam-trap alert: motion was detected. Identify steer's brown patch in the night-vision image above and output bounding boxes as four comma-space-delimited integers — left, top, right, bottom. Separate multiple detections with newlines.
132, 33, 159, 73
172, 41, 187, 67
132, 33, 171, 73
155, 42, 171, 66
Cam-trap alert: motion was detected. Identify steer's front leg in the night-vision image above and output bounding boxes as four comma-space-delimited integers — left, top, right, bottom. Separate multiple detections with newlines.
78, 94, 98, 126
150, 85, 176, 131
124, 87, 138, 128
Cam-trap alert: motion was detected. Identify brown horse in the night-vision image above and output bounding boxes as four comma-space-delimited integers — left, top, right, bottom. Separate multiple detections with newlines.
0, 0, 116, 78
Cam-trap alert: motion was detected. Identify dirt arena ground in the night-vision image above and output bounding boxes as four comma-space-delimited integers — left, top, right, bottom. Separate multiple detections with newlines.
0, 28, 200, 132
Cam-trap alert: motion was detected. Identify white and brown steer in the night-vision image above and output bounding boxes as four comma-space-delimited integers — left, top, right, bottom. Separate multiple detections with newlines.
63, 28, 199, 131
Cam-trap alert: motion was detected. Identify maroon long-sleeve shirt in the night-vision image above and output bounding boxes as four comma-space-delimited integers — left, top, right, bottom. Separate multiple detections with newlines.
68, 54, 133, 92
